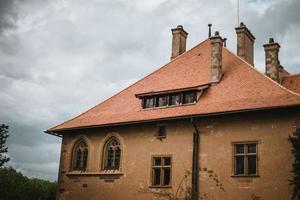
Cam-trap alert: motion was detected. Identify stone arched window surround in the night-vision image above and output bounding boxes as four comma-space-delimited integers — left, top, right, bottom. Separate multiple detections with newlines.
100, 132, 124, 171
69, 135, 90, 172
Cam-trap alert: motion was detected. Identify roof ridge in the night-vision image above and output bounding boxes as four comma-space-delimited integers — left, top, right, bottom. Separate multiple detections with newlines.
224, 48, 300, 97
47, 39, 210, 131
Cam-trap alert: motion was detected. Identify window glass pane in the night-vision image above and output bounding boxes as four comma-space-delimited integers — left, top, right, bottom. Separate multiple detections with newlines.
144, 97, 154, 108
106, 148, 114, 168
235, 156, 244, 175
157, 96, 167, 107
82, 149, 88, 169
183, 92, 196, 104
154, 157, 161, 166
163, 157, 171, 166
163, 168, 171, 186
115, 147, 121, 169
247, 144, 256, 153
235, 144, 244, 154
170, 94, 181, 105
248, 155, 257, 175
153, 169, 161, 185
75, 149, 82, 169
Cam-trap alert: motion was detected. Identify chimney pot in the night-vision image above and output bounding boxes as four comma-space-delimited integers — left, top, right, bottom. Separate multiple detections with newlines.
208, 24, 212, 37
235, 23, 255, 66
269, 38, 274, 43
170, 25, 188, 60
223, 38, 227, 47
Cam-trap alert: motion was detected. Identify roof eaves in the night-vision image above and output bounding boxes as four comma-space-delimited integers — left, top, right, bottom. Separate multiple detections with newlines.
48, 104, 300, 134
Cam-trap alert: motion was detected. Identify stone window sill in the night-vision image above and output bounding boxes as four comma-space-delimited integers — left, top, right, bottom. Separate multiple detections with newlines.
149, 185, 172, 189
66, 171, 123, 176
231, 175, 260, 178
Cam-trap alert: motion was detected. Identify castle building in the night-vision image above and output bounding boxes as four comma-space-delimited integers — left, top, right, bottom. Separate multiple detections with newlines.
46, 23, 300, 200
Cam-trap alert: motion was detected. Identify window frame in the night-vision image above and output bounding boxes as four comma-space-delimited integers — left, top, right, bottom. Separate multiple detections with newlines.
143, 96, 155, 109
182, 91, 197, 104
102, 137, 122, 171
169, 93, 182, 106
71, 139, 88, 171
150, 155, 172, 188
232, 141, 259, 177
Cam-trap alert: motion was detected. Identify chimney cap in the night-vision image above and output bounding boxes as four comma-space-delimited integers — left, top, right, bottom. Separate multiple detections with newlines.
263, 38, 280, 49
235, 23, 255, 41
215, 31, 219, 36
171, 25, 188, 36
208, 23, 212, 27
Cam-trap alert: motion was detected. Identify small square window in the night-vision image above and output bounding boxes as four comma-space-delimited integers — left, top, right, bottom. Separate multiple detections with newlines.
157, 96, 168, 107
169, 93, 181, 106
144, 97, 154, 109
183, 92, 196, 104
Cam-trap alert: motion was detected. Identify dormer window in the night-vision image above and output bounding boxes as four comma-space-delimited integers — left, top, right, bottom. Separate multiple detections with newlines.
136, 85, 209, 110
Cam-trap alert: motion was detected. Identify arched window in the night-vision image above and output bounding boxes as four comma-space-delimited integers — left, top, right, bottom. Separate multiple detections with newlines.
103, 137, 121, 170
72, 140, 88, 171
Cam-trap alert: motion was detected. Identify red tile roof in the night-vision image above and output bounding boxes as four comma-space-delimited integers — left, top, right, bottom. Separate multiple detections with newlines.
47, 39, 300, 132
282, 74, 300, 94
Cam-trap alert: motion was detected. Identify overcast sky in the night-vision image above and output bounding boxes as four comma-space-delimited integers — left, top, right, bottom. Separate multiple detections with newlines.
0, 0, 299, 181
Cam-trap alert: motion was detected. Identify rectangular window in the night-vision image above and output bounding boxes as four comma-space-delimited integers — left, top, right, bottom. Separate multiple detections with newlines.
233, 143, 258, 176
144, 97, 154, 109
169, 93, 181, 106
156, 95, 168, 107
151, 156, 172, 187
183, 91, 196, 104
157, 126, 166, 138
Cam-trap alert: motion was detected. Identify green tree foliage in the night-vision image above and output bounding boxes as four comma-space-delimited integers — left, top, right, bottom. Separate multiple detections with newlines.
0, 124, 10, 167
0, 167, 57, 200
290, 128, 300, 199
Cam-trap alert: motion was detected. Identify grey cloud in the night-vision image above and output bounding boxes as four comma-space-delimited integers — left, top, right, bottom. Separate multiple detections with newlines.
0, 0, 18, 34
0, 0, 299, 181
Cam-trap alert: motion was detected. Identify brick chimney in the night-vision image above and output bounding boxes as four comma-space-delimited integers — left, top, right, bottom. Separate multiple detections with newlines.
210, 31, 223, 83
235, 22, 255, 66
171, 25, 188, 60
263, 38, 280, 83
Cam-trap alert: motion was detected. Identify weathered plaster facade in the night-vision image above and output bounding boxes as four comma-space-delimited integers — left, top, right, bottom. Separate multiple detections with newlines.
56, 108, 298, 200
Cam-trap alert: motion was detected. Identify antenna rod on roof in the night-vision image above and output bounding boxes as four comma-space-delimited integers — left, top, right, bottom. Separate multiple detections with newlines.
237, 0, 240, 26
